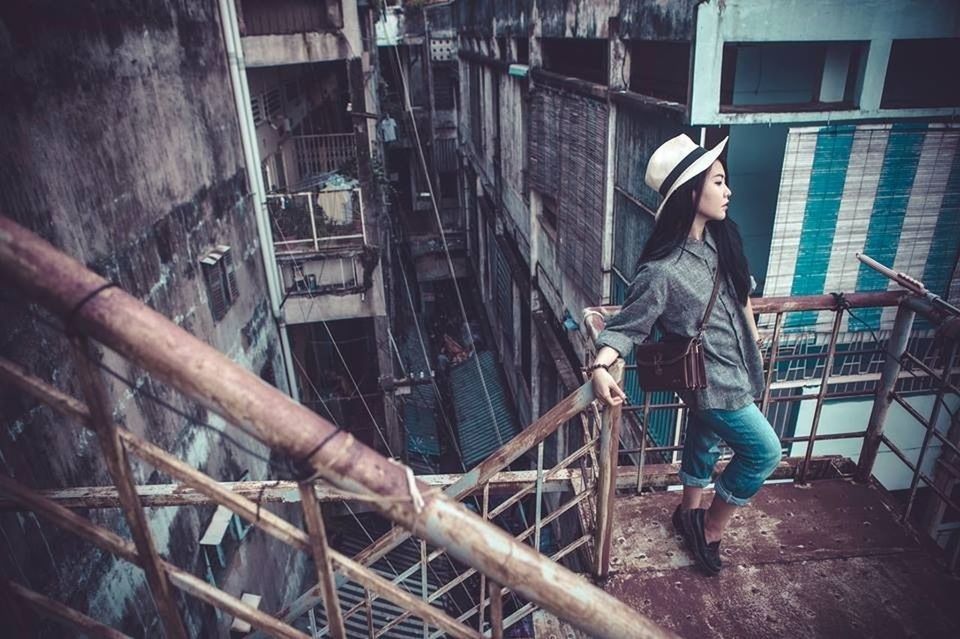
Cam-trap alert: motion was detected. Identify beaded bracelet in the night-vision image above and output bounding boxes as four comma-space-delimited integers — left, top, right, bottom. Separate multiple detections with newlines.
583, 362, 610, 375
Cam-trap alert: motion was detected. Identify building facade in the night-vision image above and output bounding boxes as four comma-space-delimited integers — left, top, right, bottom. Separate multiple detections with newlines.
454, 0, 960, 545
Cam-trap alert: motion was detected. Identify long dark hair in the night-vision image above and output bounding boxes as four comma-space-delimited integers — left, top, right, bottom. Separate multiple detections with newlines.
637, 164, 752, 305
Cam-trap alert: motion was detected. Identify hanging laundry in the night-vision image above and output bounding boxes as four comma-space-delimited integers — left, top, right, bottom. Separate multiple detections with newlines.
379, 116, 398, 143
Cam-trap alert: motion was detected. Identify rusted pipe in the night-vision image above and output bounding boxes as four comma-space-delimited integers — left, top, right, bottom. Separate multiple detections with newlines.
8, 581, 130, 639
856, 302, 916, 482
0, 216, 673, 639
595, 361, 624, 578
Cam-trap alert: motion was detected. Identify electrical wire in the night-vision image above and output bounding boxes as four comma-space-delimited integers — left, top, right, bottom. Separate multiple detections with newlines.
384, 25, 505, 449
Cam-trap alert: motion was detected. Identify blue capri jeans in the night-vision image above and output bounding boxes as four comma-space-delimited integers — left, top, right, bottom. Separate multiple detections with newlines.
678, 403, 782, 506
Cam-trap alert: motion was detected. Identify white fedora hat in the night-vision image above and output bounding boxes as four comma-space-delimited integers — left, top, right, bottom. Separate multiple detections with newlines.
645, 134, 728, 218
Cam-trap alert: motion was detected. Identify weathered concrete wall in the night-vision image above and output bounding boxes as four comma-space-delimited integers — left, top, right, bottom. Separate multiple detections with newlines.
0, 1, 308, 635
455, 1, 697, 40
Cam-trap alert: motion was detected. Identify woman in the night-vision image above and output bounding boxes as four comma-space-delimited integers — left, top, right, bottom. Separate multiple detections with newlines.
589, 134, 782, 575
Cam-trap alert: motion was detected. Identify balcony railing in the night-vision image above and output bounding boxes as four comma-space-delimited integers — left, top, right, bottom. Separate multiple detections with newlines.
294, 133, 357, 180
268, 188, 365, 254
0, 216, 664, 639
584, 289, 960, 571
2, 211, 958, 639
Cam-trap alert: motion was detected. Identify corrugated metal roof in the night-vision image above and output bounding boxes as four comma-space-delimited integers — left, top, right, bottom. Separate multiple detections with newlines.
313, 523, 451, 638
449, 351, 520, 468
399, 326, 441, 464
405, 384, 440, 457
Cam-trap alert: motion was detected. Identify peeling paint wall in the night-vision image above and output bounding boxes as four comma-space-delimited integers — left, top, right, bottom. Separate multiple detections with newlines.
0, 1, 308, 635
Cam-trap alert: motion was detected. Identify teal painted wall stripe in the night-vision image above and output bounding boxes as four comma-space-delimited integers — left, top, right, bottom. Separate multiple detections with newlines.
787, 125, 856, 329
854, 123, 928, 330
921, 141, 960, 299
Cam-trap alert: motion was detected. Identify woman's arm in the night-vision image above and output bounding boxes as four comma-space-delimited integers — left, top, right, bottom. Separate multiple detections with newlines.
589, 346, 627, 406
745, 296, 761, 345
589, 266, 668, 406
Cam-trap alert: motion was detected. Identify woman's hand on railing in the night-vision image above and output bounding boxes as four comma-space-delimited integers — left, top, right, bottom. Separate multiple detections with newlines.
591, 368, 627, 407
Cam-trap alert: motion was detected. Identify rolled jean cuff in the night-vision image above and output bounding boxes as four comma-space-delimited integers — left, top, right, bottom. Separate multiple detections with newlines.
714, 477, 751, 507
678, 469, 712, 488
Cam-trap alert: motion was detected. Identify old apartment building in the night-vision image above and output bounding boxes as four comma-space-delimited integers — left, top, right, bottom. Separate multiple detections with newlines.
2, 1, 960, 637
455, 0, 960, 535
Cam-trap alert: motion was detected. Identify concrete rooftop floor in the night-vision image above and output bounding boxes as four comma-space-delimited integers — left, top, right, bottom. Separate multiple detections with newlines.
598, 478, 960, 639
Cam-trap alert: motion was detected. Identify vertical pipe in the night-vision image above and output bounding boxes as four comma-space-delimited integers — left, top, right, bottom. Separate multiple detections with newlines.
534, 441, 544, 552
487, 580, 503, 639
634, 391, 652, 493
71, 339, 188, 639
298, 483, 346, 639
903, 341, 958, 523
217, 0, 300, 402
760, 312, 784, 416
595, 362, 624, 578
420, 540, 429, 639
364, 589, 375, 639
798, 306, 844, 483
308, 195, 319, 251
856, 303, 916, 482
478, 484, 489, 633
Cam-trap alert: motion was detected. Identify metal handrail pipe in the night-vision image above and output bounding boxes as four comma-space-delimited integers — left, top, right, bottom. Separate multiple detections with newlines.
857, 303, 917, 482
0, 216, 673, 639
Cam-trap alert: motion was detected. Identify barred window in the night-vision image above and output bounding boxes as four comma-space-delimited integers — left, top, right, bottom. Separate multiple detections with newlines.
201, 245, 240, 321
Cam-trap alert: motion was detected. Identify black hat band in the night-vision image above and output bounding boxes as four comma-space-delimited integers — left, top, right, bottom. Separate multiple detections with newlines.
659, 147, 707, 197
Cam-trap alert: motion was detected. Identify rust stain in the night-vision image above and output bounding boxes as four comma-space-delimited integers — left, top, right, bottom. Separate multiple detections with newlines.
600, 479, 960, 638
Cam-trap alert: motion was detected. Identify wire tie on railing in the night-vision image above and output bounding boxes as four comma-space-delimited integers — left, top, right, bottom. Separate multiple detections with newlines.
388, 458, 425, 515
65, 282, 119, 336
292, 428, 345, 482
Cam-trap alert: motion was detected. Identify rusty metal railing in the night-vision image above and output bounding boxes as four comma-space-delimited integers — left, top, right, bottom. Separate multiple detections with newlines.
585, 288, 960, 573
0, 216, 674, 638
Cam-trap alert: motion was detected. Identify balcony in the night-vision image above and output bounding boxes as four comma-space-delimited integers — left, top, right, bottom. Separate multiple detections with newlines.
2, 215, 959, 639
236, 0, 359, 67
291, 133, 357, 182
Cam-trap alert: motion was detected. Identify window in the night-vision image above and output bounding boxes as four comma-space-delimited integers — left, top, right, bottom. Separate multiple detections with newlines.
630, 41, 690, 103
432, 63, 457, 110
882, 38, 960, 109
541, 198, 558, 231
516, 38, 529, 65
720, 41, 866, 111
541, 38, 608, 85
496, 36, 508, 60
201, 245, 239, 321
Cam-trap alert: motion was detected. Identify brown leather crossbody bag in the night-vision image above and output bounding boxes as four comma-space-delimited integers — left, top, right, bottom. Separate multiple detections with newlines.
634, 272, 721, 392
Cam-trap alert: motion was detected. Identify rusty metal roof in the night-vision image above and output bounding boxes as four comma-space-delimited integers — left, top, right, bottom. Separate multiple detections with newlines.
599, 479, 960, 638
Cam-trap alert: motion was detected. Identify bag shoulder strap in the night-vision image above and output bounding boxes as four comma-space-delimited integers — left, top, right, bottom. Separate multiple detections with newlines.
696, 270, 723, 337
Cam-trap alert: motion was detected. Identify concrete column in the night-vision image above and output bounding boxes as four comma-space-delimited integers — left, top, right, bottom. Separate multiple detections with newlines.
859, 39, 892, 113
